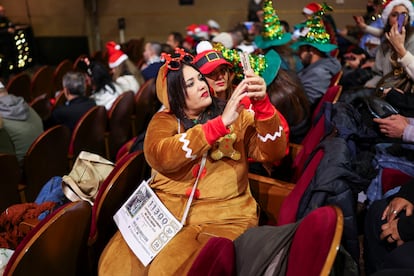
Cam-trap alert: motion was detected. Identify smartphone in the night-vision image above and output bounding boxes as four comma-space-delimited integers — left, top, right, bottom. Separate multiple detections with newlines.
239, 52, 251, 75
398, 13, 405, 33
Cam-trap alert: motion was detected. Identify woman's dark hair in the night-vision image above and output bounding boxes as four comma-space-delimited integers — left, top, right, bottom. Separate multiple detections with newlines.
166, 61, 225, 130
89, 61, 116, 93
267, 69, 311, 142
267, 69, 310, 126
267, 44, 299, 72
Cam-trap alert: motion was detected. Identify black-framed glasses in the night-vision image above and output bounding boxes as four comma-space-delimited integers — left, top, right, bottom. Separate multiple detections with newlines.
162, 48, 194, 71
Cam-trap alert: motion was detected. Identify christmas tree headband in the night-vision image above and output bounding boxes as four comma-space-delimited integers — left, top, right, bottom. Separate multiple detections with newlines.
254, 0, 292, 49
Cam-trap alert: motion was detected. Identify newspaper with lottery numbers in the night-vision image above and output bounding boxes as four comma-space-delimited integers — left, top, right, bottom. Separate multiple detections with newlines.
114, 178, 183, 266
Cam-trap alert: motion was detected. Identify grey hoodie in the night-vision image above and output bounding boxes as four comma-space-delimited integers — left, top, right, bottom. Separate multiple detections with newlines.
0, 94, 43, 163
0, 94, 29, 120
298, 56, 342, 105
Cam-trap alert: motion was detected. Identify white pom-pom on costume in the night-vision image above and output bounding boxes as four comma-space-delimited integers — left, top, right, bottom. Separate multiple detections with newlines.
115, 44, 121, 50
196, 41, 213, 54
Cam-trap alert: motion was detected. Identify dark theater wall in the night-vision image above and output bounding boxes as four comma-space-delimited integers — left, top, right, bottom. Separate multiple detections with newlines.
2, 0, 364, 56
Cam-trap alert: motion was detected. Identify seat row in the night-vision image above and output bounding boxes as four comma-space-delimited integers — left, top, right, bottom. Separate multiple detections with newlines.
2, 150, 151, 276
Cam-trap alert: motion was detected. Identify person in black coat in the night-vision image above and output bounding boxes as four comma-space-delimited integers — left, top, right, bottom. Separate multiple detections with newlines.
44, 71, 96, 132
365, 178, 414, 274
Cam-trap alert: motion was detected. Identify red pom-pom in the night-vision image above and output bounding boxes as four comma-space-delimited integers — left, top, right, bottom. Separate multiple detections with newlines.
192, 164, 207, 178
185, 187, 200, 199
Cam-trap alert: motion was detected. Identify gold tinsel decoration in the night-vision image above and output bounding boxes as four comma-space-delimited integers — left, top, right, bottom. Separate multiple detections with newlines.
212, 42, 267, 81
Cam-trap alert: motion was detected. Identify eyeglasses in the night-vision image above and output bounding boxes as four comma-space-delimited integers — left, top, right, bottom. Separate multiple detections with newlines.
390, 11, 408, 18
162, 48, 194, 71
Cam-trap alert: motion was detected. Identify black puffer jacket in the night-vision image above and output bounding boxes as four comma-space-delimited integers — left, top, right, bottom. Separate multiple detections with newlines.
296, 136, 365, 262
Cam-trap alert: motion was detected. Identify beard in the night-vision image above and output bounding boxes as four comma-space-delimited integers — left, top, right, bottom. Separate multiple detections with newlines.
301, 52, 312, 67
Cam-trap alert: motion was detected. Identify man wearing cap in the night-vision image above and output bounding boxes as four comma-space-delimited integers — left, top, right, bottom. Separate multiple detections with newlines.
0, 82, 43, 165
291, 14, 341, 110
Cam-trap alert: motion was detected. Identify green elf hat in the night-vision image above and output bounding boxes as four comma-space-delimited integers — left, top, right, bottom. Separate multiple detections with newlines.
254, 0, 292, 49
291, 3, 337, 53
261, 49, 281, 86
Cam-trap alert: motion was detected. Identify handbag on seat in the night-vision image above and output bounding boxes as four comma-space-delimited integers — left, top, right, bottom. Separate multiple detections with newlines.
62, 151, 114, 204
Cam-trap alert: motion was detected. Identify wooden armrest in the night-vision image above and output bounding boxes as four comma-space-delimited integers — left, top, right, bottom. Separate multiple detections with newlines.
18, 184, 27, 203
19, 218, 40, 235
248, 173, 295, 225
289, 143, 303, 160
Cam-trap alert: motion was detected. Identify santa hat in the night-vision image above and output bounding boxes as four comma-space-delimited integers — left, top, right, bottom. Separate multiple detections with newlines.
254, 0, 292, 49
106, 41, 128, 69
303, 2, 322, 15
381, 0, 414, 25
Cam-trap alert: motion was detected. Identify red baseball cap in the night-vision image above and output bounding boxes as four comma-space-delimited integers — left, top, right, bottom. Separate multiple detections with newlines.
194, 49, 232, 75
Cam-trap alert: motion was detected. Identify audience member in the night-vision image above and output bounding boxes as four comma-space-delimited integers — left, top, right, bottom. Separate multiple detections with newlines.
254, 0, 303, 72
350, 0, 384, 55
373, 114, 414, 142
291, 12, 341, 110
340, 46, 375, 92
99, 48, 287, 275
106, 41, 143, 93
44, 71, 96, 132
0, 82, 43, 164
263, 50, 310, 144
363, 0, 414, 88
161, 43, 174, 55
140, 41, 164, 81
194, 41, 234, 100
0, 116, 14, 154
88, 60, 124, 110
364, 178, 414, 274
230, 22, 251, 49
247, 0, 264, 22
166, 31, 184, 49
207, 19, 220, 39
